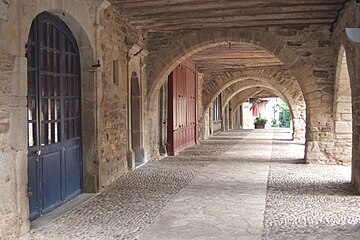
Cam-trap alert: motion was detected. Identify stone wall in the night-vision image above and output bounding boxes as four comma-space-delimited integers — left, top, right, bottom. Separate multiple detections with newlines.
0, 51, 23, 239
0, 0, 145, 238
0, 0, 100, 237
333, 0, 360, 190
98, 6, 144, 188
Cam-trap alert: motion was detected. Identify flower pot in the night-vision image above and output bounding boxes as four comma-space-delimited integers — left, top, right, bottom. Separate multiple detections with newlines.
254, 124, 265, 129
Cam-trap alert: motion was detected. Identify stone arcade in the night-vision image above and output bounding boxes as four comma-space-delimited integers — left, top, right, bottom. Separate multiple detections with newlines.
0, 0, 359, 238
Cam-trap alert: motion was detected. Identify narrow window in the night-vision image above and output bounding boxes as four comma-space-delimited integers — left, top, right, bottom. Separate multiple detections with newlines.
113, 60, 119, 85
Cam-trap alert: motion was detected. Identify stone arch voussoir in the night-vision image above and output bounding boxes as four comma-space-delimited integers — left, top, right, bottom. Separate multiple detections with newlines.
147, 29, 310, 107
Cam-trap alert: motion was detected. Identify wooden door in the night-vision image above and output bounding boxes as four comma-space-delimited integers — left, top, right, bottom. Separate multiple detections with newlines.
27, 12, 82, 221
167, 59, 197, 155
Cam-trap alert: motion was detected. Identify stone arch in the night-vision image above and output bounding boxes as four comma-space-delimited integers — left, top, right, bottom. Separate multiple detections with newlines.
18, 1, 97, 56
229, 87, 290, 131
334, 1, 360, 191
210, 79, 305, 140
201, 69, 304, 112
333, 0, 360, 189
130, 71, 144, 166
231, 87, 271, 129
146, 30, 322, 108
222, 86, 283, 114
19, 0, 100, 188
208, 79, 292, 112
333, 45, 352, 164
145, 29, 338, 164
202, 74, 305, 138
11, 0, 100, 234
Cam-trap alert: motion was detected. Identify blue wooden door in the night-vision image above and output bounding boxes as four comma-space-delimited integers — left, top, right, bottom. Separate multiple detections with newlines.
26, 12, 82, 221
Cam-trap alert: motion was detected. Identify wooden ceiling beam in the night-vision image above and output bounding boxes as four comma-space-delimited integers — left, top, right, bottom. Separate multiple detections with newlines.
193, 55, 284, 60
125, 5, 341, 23
198, 62, 284, 70
145, 18, 335, 31
132, 11, 337, 28
111, 0, 343, 11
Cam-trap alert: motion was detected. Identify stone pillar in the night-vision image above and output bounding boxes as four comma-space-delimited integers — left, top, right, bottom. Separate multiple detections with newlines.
225, 104, 230, 131
0, 52, 30, 238
229, 104, 233, 130
209, 103, 214, 135
127, 44, 149, 167
202, 107, 210, 139
292, 107, 306, 142
221, 108, 225, 131
158, 83, 168, 156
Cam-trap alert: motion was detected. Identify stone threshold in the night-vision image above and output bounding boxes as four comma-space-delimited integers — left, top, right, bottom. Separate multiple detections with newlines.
30, 193, 97, 231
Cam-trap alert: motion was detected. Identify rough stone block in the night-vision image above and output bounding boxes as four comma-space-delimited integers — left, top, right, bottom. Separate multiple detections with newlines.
336, 102, 352, 113
335, 121, 352, 134
313, 70, 329, 78
318, 40, 331, 47
0, 122, 9, 133
341, 113, 352, 121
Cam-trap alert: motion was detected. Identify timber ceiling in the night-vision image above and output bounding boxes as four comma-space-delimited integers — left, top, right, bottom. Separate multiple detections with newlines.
109, 0, 347, 32
192, 43, 283, 72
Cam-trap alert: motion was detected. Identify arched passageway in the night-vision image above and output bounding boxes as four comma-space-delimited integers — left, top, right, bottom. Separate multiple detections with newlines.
213, 82, 305, 140
198, 69, 306, 141
144, 31, 333, 165
3, 1, 360, 239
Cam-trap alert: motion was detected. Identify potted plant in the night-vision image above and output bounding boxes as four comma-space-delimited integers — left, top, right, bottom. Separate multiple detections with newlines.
254, 117, 267, 129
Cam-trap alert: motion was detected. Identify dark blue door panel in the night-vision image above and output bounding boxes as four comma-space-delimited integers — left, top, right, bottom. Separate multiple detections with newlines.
42, 151, 62, 212
65, 146, 81, 198
27, 12, 82, 221
28, 154, 39, 220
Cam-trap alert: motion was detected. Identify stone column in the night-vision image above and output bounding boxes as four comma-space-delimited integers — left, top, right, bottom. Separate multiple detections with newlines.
127, 44, 149, 168
209, 103, 214, 135
158, 82, 168, 156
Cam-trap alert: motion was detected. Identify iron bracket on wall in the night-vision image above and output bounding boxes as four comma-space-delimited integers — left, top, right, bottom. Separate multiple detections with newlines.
92, 60, 101, 68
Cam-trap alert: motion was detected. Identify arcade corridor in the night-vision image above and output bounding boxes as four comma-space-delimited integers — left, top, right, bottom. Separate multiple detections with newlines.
23, 129, 360, 240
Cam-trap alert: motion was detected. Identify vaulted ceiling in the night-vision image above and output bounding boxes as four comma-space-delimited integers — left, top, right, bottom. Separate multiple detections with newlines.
109, 0, 345, 99
109, 0, 347, 32
192, 43, 283, 72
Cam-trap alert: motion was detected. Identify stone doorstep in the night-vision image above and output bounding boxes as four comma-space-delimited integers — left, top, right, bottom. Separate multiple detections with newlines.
29, 193, 97, 231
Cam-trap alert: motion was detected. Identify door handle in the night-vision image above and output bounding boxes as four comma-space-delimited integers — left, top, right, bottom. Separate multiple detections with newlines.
33, 149, 41, 162
32, 149, 41, 155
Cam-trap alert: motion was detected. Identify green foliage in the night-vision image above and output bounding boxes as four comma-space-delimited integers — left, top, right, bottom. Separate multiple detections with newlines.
271, 118, 278, 127
279, 99, 290, 128
254, 117, 267, 125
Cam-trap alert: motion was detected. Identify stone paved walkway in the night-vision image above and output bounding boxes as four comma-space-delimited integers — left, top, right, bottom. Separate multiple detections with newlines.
23, 129, 360, 240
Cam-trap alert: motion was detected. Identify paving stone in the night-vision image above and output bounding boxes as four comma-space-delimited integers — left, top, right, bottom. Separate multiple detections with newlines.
23, 129, 360, 240
262, 130, 360, 240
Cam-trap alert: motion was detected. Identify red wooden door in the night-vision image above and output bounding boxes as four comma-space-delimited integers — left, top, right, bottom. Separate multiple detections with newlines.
168, 59, 197, 155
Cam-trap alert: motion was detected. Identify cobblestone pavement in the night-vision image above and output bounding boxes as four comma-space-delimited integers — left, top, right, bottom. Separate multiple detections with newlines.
23, 129, 360, 240
24, 131, 243, 240
262, 130, 360, 240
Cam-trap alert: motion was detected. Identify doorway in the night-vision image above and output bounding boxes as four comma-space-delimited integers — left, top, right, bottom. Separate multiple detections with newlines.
27, 12, 82, 220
